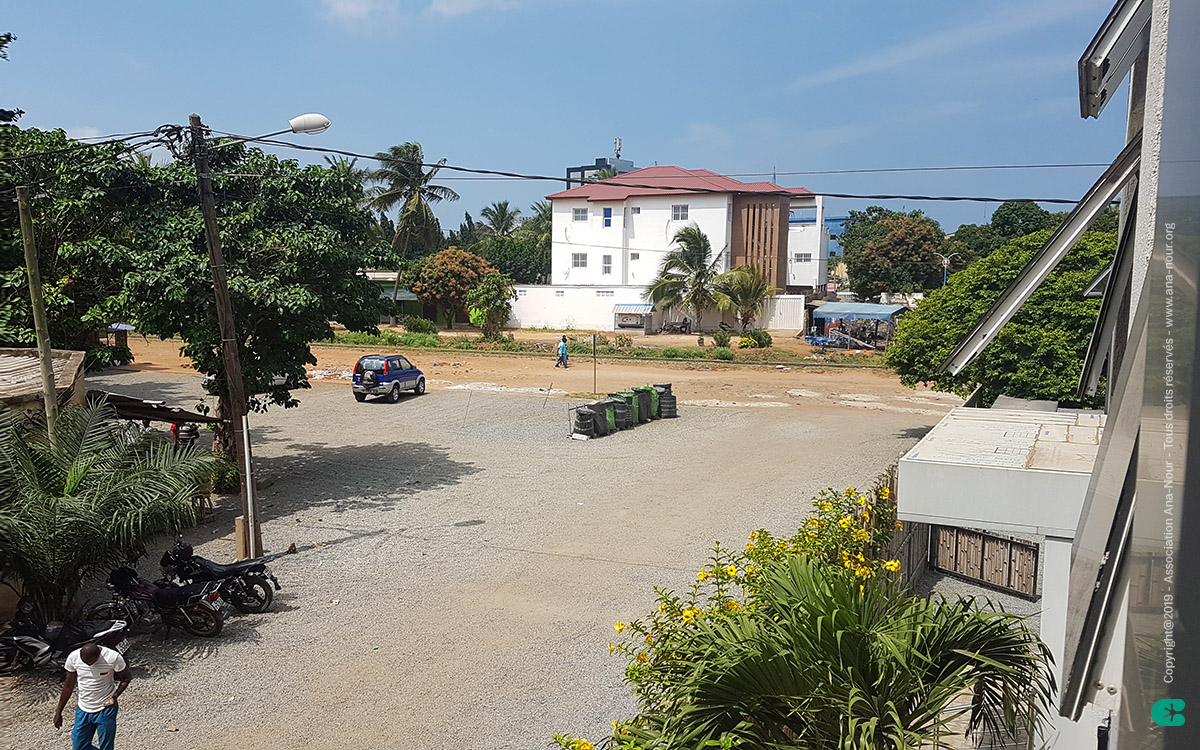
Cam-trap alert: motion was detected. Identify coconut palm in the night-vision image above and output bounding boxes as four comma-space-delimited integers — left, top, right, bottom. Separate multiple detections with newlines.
0, 401, 215, 622
645, 224, 725, 331
620, 556, 1055, 750
323, 155, 369, 182
481, 200, 521, 237
714, 265, 780, 331
368, 142, 460, 258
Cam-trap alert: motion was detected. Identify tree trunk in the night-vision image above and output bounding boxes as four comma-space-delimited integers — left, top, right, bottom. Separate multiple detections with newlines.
213, 393, 237, 461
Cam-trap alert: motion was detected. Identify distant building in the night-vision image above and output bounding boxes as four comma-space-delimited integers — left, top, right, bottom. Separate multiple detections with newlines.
564, 157, 636, 189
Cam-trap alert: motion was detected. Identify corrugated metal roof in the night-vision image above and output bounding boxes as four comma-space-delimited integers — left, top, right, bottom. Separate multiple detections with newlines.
547, 165, 812, 202
811, 302, 906, 320
613, 303, 654, 314
0, 348, 86, 402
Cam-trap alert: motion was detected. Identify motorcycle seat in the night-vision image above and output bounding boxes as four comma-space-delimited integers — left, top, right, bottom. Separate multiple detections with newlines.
197, 557, 269, 577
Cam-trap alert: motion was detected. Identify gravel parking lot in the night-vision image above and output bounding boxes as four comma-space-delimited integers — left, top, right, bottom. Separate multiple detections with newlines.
3, 367, 944, 750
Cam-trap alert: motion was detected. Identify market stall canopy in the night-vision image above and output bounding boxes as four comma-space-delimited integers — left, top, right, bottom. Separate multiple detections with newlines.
89, 390, 224, 424
810, 302, 907, 321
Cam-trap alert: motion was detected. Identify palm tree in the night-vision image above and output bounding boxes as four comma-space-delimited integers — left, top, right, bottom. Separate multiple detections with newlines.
367, 142, 460, 257
323, 155, 369, 182
645, 224, 724, 331
622, 556, 1055, 750
480, 200, 521, 237
713, 265, 780, 331
0, 401, 215, 622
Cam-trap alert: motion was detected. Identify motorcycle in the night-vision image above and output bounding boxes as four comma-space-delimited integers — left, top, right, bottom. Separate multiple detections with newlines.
0, 602, 129, 674
85, 567, 225, 638
159, 541, 279, 614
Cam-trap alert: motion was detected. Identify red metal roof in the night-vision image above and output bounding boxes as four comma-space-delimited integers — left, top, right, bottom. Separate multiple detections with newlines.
545, 165, 813, 202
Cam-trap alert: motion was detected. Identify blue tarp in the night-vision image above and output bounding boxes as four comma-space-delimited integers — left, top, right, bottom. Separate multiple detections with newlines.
811, 302, 907, 321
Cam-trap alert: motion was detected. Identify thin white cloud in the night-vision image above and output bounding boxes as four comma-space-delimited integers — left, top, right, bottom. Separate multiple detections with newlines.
791, 0, 1096, 91
428, 0, 521, 17
319, 0, 525, 29
65, 126, 102, 140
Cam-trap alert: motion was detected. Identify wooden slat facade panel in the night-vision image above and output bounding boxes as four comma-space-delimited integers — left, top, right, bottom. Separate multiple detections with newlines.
930, 525, 1040, 599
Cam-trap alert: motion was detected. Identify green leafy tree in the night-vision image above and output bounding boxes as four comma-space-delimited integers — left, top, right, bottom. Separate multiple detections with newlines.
409, 247, 494, 329
990, 201, 1057, 239
368, 142, 459, 258
885, 230, 1115, 405
0, 127, 139, 356
713, 265, 779, 331
465, 271, 517, 339
948, 222, 1003, 264
835, 206, 933, 296
477, 233, 549, 283
480, 200, 520, 237
852, 216, 946, 300
0, 33, 23, 122
0, 401, 215, 622
116, 143, 384, 457
645, 224, 723, 331
446, 211, 485, 248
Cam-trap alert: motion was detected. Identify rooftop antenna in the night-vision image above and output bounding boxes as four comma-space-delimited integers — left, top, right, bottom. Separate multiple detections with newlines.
614, 137, 622, 159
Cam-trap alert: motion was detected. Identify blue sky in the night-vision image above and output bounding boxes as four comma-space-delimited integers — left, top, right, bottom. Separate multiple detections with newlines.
6, 0, 1127, 233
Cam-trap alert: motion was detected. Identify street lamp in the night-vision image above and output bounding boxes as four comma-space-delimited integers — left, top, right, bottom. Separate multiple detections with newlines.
933, 252, 961, 287
189, 112, 331, 559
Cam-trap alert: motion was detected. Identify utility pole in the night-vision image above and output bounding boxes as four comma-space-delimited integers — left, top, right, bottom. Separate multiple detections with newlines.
189, 113, 259, 559
16, 186, 59, 440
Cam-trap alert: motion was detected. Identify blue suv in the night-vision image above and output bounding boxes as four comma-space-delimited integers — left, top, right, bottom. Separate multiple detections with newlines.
352, 354, 426, 403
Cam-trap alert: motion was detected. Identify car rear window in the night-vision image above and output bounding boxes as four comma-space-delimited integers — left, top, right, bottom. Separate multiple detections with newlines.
358, 357, 386, 372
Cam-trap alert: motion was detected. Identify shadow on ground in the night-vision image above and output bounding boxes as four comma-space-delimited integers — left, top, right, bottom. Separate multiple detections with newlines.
254, 441, 480, 518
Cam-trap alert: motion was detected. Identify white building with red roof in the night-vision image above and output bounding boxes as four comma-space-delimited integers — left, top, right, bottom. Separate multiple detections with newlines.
506, 166, 824, 331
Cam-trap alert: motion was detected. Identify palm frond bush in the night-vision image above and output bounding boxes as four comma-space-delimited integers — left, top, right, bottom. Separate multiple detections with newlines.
0, 399, 215, 621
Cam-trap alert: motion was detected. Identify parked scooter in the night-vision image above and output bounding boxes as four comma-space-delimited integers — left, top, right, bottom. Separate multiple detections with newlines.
86, 568, 224, 638
0, 602, 129, 674
159, 541, 279, 614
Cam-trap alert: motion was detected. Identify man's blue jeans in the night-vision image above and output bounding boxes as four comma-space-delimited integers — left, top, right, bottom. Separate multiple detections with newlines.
73, 704, 117, 750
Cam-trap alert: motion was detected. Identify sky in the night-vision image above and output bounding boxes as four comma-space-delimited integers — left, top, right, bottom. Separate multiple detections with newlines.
4, 0, 1129, 233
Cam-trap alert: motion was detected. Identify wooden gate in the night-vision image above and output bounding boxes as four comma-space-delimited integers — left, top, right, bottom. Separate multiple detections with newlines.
931, 526, 1039, 598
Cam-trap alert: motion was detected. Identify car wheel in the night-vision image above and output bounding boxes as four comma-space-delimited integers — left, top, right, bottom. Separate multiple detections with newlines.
354, 392, 366, 402
388, 383, 401, 403
414, 377, 425, 395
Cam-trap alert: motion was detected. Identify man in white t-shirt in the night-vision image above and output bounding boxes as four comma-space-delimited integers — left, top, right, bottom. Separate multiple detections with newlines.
54, 643, 131, 750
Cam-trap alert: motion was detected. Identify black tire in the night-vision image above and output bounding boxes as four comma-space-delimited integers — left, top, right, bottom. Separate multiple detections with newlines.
387, 383, 401, 403
0, 645, 35, 674
228, 575, 274, 614
85, 601, 130, 623
413, 377, 425, 395
354, 392, 366, 402
180, 605, 223, 637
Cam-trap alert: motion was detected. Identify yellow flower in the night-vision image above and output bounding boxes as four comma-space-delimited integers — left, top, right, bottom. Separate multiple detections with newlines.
856, 552, 865, 562
853, 528, 869, 541
838, 517, 852, 529
614, 621, 626, 633
645, 634, 653, 644
636, 651, 649, 664
725, 565, 738, 577
725, 600, 742, 611
884, 559, 901, 573
745, 542, 755, 552
570, 739, 594, 750
859, 584, 865, 593
879, 487, 890, 500
807, 531, 817, 540
857, 496, 866, 505
896, 521, 904, 531
855, 566, 873, 578
807, 518, 819, 527
608, 641, 615, 654
844, 488, 854, 498
659, 602, 667, 613
748, 530, 758, 541
697, 569, 711, 582
745, 564, 756, 574
821, 501, 834, 512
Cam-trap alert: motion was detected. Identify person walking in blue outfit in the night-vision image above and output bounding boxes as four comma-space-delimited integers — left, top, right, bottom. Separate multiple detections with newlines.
554, 335, 569, 369
55, 643, 131, 750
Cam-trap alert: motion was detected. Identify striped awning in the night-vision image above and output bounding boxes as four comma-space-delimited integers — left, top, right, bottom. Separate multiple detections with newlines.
613, 303, 654, 315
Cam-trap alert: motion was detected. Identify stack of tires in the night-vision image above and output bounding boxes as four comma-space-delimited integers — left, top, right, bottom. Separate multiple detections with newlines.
588, 401, 612, 437
659, 392, 678, 418
608, 394, 634, 429
573, 407, 596, 437
633, 389, 652, 423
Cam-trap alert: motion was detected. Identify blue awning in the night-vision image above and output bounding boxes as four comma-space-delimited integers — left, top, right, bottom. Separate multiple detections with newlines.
613, 303, 654, 314
811, 302, 907, 321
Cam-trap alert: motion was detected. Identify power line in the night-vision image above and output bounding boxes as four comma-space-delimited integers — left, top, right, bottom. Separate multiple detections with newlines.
725, 163, 1112, 177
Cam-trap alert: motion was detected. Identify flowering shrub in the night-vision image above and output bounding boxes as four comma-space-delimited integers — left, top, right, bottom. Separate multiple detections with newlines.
737, 336, 758, 349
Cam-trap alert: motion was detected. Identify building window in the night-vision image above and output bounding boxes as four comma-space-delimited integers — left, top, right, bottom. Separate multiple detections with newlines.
671, 204, 689, 221
572, 208, 588, 222
555, 290, 565, 297
631, 207, 641, 215
603, 207, 613, 227
571, 253, 587, 268
596, 290, 614, 297
630, 252, 640, 261
794, 253, 813, 263
602, 255, 612, 274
